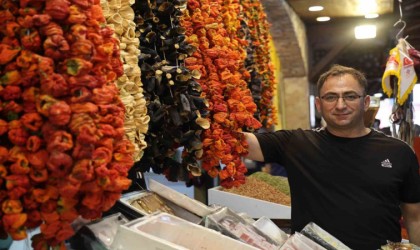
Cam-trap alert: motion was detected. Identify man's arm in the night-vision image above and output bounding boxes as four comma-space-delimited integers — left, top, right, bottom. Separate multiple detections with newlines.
243, 132, 264, 162
401, 202, 420, 245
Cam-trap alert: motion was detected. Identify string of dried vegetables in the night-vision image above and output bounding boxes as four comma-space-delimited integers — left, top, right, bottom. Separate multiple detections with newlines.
133, 0, 209, 182
182, 0, 261, 188
0, 0, 134, 248
100, 0, 149, 161
240, 0, 277, 128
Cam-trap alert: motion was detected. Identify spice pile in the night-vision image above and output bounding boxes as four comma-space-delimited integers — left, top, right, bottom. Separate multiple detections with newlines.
222, 176, 291, 206
250, 171, 290, 196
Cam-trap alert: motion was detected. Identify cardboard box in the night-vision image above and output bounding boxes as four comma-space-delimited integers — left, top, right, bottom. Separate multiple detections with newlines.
111, 213, 259, 250
208, 186, 291, 219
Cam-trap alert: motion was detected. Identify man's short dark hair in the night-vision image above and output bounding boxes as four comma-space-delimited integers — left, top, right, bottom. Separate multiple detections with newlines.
317, 64, 368, 96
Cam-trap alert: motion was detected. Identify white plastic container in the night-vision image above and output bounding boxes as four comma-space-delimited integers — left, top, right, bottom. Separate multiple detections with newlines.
208, 186, 291, 219
111, 213, 259, 250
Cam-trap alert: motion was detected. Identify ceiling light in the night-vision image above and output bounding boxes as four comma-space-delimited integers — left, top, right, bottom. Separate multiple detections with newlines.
365, 13, 379, 19
358, 0, 378, 14
316, 16, 330, 22
309, 6, 323, 11
373, 93, 383, 98
354, 25, 377, 39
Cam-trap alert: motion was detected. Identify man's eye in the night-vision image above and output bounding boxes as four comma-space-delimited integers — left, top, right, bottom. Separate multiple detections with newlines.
324, 95, 338, 101
344, 94, 358, 101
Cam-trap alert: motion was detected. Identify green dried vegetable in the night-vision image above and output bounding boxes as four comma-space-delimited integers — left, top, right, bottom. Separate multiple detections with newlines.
250, 172, 290, 196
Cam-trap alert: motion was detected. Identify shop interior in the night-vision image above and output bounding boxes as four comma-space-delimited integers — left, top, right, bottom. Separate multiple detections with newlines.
1, 0, 420, 249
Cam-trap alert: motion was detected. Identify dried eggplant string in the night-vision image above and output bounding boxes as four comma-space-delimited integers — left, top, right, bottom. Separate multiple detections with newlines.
182, 0, 261, 188
133, 0, 208, 182
100, 0, 149, 161
240, 0, 277, 128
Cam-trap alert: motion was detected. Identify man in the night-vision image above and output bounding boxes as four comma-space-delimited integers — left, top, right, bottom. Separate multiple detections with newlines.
244, 65, 420, 249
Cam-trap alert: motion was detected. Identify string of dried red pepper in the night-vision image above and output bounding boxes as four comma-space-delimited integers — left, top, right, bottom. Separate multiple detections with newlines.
240, 0, 278, 128
0, 0, 134, 248
182, 0, 262, 188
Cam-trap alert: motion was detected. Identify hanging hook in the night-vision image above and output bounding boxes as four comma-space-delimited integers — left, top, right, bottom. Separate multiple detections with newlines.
394, 19, 406, 40
393, 0, 406, 40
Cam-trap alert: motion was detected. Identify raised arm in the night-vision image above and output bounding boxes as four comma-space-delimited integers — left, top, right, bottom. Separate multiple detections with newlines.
401, 202, 420, 245
243, 132, 264, 162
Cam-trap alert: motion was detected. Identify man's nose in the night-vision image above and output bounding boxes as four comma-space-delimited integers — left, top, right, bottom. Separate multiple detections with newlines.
335, 97, 347, 108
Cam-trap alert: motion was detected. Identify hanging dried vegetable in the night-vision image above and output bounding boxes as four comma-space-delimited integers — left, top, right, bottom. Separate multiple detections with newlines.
240, 0, 277, 128
100, 0, 149, 161
182, 0, 261, 188
0, 0, 134, 248
133, 0, 209, 183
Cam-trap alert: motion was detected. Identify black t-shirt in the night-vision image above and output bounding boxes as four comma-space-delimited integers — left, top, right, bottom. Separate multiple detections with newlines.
256, 128, 420, 250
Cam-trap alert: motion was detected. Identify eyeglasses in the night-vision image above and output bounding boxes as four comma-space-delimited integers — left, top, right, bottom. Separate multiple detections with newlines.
320, 93, 364, 103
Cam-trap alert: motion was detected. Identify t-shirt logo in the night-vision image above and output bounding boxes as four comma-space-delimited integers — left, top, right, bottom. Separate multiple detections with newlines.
381, 159, 392, 168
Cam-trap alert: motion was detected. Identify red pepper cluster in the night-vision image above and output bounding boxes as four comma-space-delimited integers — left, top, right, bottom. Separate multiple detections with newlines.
0, 0, 134, 248
182, 0, 262, 188
240, 0, 278, 128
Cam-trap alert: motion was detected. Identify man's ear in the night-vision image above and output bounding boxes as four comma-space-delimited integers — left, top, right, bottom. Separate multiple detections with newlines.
315, 96, 322, 114
364, 95, 370, 111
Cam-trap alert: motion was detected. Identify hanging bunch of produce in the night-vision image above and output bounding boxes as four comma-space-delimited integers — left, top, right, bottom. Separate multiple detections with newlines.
0, 0, 134, 247
133, 0, 210, 182
240, 0, 277, 128
182, 0, 261, 188
100, 0, 149, 161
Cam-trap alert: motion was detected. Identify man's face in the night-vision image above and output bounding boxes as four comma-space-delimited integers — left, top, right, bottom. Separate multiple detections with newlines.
315, 74, 370, 131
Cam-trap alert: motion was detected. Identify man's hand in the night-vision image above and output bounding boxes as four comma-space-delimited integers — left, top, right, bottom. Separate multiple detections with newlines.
401, 202, 420, 245
243, 132, 264, 162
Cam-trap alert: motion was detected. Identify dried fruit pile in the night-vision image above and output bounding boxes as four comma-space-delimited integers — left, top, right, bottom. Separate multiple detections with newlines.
0, 0, 134, 247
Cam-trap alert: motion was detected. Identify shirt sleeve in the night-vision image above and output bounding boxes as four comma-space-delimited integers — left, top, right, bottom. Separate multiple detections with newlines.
400, 149, 420, 203
254, 130, 294, 164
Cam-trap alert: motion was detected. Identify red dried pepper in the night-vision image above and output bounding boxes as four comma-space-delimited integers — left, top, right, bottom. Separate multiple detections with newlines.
21, 113, 43, 131
48, 101, 71, 126
71, 141, 94, 160
43, 35, 70, 60
25, 209, 42, 228
47, 131, 73, 152
36, 95, 58, 117
29, 168, 48, 183
0, 120, 7, 136
0, 146, 9, 164
45, 0, 70, 20
20, 28, 42, 51
26, 150, 48, 170
46, 151, 73, 178
63, 58, 93, 76
8, 127, 29, 146
70, 102, 98, 114
0, 85, 21, 101
2, 199, 23, 214
10, 156, 30, 175
92, 146, 112, 167
0, 44, 21, 65
0, 70, 21, 85
76, 124, 99, 145
40, 73, 69, 98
